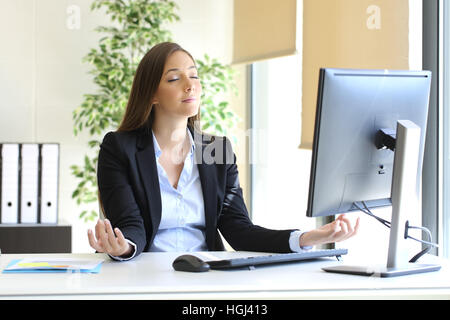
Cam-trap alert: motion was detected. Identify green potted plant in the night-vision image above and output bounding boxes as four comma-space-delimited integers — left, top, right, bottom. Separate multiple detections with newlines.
71, 0, 239, 222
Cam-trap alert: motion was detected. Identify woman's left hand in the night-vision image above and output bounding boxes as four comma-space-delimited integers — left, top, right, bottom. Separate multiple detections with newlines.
299, 214, 360, 247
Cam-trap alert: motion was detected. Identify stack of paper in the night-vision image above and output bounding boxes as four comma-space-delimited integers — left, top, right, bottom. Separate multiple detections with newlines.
2, 258, 104, 273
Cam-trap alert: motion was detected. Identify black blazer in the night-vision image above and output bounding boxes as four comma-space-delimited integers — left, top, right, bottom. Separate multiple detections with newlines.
97, 125, 296, 258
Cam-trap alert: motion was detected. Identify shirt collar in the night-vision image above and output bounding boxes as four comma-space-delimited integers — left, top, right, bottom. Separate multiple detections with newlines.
152, 128, 195, 159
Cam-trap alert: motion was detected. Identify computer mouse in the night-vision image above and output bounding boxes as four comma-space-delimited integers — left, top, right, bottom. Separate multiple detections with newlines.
172, 254, 210, 272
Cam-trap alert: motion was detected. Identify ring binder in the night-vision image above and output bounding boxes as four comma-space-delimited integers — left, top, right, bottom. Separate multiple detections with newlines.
1, 144, 20, 224
20, 144, 39, 223
0, 143, 60, 225
39, 144, 59, 224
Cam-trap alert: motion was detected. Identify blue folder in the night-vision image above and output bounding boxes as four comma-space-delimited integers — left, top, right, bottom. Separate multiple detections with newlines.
2, 259, 103, 274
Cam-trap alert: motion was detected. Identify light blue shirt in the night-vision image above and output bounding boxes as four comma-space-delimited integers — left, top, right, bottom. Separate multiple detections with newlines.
112, 129, 310, 260
148, 128, 208, 252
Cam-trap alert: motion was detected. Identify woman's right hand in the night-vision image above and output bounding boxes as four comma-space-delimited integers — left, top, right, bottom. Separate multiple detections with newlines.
87, 219, 132, 257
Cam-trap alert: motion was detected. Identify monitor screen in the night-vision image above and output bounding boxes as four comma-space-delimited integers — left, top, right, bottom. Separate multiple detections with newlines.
307, 68, 431, 217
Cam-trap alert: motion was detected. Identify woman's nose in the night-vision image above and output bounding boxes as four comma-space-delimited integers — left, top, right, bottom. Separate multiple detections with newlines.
185, 80, 195, 93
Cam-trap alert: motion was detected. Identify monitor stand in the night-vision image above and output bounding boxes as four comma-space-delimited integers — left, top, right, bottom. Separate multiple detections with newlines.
322, 263, 440, 278
323, 120, 441, 277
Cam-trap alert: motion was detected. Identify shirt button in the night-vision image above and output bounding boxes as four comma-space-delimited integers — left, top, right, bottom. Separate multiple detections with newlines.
177, 194, 182, 200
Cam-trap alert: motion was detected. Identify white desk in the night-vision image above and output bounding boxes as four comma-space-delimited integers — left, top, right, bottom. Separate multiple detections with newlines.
0, 251, 449, 299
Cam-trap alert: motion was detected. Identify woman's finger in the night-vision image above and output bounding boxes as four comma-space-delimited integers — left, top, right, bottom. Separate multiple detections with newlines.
338, 220, 348, 238
94, 219, 103, 244
97, 220, 113, 253
340, 216, 354, 240
94, 219, 107, 250
347, 217, 360, 239
104, 219, 120, 251
87, 229, 103, 252
354, 217, 360, 235
336, 216, 360, 242
114, 227, 128, 249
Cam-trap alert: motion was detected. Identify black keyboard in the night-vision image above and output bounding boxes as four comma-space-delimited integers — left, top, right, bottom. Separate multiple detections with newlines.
205, 248, 347, 270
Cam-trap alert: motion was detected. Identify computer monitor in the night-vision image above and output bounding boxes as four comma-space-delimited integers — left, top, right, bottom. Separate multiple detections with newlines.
307, 68, 430, 218
307, 68, 440, 277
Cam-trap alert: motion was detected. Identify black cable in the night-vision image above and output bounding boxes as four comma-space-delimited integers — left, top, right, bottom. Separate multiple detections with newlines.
352, 202, 390, 228
352, 201, 438, 263
409, 245, 431, 263
405, 222, 436, 262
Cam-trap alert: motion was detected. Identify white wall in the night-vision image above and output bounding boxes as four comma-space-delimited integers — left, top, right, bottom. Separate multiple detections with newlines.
0, 0, 234, 253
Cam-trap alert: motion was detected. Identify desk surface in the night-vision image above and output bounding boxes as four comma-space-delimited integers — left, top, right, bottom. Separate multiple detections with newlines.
0, 251, 449, 299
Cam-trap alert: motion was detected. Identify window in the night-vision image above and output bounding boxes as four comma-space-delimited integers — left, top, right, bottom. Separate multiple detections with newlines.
249, 1, 448, 260
250, 54, 316, 234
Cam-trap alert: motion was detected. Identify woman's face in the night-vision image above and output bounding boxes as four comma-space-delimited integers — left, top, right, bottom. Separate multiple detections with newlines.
152, 50, 202, 121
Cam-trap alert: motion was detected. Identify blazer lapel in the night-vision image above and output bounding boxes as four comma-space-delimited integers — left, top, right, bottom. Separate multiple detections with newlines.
136, 130, 162, 242
193, 129, 219, 250
197, 164, 218, 250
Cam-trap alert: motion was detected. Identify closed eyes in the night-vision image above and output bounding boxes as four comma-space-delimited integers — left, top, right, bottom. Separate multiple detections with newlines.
168, 76, 199, 83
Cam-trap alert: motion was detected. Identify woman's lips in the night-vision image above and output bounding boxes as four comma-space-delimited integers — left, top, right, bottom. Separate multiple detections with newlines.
182, 98, 196, 103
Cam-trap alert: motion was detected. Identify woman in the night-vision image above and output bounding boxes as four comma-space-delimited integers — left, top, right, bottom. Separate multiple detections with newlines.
87, 42, 359, 260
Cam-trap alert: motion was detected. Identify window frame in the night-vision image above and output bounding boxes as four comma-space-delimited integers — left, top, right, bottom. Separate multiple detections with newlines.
422, 0, 447, 257
441, 0, 450, 258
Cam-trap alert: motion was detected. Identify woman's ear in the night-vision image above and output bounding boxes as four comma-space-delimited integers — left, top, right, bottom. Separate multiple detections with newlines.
151, 97, 159, 106
150, 92, 159, 106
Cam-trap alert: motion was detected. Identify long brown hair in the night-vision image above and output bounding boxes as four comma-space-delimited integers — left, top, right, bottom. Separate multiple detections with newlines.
117, 42, 201, 132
